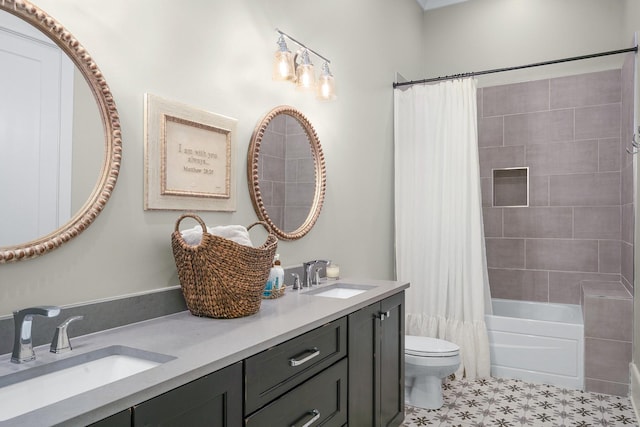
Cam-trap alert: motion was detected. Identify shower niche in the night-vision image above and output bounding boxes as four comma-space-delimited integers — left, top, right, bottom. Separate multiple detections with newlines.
492, 167, 529, 207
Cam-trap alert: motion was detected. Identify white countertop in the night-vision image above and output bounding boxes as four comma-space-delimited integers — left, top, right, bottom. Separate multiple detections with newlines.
0, 278, 409, 426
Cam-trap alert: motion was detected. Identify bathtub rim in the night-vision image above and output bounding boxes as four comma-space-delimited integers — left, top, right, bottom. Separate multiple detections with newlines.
489, 297, 583, 325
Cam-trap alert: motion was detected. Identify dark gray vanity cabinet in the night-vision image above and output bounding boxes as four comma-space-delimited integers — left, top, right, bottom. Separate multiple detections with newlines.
348, 292, 405, 427
132, 362, 242, 427
88, 409, 132, 427
87, 289, 405, 427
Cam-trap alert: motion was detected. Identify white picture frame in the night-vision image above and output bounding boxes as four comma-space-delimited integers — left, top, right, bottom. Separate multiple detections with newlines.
144, 94, 237, 211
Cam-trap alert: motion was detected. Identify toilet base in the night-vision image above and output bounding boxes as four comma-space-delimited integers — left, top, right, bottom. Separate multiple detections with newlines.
405, 375, 444, 410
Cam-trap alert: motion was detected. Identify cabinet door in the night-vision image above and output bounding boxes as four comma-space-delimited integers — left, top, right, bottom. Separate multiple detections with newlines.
133, 362, 242, 427
348, 292, 405, 427
89, 409, 131, 427
347, 302, 379, 426
380, 292, 405, 427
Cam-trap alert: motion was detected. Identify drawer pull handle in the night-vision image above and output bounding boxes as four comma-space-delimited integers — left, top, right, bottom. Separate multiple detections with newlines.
377, 311, 391, 321
292, 409, 320, 427
289, 348, 320, 366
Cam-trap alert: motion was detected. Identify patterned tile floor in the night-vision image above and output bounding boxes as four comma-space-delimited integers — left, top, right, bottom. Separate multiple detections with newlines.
403, 376, 638, 427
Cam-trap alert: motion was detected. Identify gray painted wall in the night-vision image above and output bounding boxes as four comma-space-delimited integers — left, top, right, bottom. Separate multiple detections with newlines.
0, 0, 425, 315
423, 0, 632, 87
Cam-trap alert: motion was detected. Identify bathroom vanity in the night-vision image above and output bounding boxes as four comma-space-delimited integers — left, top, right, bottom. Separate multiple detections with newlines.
0, 279, 408, 426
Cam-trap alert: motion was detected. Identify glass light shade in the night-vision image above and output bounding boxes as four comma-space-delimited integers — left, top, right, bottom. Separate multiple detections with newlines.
295, 49, 315, 91
316, 62, 336, 101
273, 50, 295, 81
273, 35, 295, 81
295, 64, 316, 91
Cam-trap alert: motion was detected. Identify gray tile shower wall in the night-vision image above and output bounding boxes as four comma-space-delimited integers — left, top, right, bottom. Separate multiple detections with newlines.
478, 65, 635, 304
581, 281, 633, 396
621, 53, 635, 294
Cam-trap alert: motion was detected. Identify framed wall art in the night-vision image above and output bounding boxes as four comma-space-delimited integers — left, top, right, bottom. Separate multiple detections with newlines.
144, 94, 237, 211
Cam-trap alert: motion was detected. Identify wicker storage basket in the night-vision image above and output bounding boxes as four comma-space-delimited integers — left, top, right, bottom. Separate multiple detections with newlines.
171, 213, 278, 319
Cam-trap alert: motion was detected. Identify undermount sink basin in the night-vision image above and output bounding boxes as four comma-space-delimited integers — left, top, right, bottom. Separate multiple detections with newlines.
0, 345, 174, 421
305, 283, 375, 299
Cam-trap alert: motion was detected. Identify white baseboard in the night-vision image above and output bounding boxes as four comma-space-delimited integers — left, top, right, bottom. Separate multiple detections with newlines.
630, 363, 640, 420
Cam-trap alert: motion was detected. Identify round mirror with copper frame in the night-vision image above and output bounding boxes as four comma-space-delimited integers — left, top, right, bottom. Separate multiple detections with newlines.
247, 106, 326, 240
0, 0, 122, 263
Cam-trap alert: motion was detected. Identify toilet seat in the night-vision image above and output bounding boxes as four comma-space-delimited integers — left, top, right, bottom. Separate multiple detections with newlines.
405, 335, 459, 357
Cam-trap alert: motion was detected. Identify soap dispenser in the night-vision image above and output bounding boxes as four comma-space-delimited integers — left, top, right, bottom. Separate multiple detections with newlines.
272, 254, 285, 290
264, 254, 285, 296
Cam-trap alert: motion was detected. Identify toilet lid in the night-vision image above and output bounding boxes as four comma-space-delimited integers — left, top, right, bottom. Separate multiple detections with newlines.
405, 335, 460, 357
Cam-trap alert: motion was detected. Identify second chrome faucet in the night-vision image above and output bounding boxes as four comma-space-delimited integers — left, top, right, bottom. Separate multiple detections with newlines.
302, 260, 331, 288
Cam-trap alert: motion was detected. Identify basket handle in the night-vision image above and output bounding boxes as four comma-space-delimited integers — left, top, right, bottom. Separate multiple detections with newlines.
247, 221, 273, 235
174, 213, 207, 234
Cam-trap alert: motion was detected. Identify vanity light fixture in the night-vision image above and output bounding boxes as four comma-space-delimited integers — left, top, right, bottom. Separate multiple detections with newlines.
273, 29, 336, 101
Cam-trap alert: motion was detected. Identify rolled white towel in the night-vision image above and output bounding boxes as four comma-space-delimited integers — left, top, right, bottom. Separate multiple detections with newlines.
181, 225, 205, 246
209, 225, 254, 247
180, 224, 253, 247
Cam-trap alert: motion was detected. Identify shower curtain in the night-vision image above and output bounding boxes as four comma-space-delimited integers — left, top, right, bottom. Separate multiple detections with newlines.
394, 78, 491, 380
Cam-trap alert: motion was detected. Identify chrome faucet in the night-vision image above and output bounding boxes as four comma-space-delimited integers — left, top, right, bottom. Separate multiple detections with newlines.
314, 267, 322, 286
11, 306, 61, 363
302, 260, 331, 288
291, 273, 301, 290
50, 316, 84, 354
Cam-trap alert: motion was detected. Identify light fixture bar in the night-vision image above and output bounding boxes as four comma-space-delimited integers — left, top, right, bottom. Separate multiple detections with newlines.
275, 28, 331, 64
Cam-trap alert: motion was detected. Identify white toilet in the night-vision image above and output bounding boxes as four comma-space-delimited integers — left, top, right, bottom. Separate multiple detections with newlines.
405, 335, 461, 409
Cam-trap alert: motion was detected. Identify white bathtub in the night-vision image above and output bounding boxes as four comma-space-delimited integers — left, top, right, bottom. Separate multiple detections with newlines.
485, 298, 584, 389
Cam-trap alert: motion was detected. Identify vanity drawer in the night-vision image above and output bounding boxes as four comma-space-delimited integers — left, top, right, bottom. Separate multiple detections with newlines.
245, 358, 347, 427
244, 317, 347, 414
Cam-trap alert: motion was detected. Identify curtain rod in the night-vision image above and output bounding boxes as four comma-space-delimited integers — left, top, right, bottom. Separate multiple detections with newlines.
393, 46, 638, 88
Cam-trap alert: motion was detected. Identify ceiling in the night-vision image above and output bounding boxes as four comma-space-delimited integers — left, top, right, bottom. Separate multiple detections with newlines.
416, 0, 469, 11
